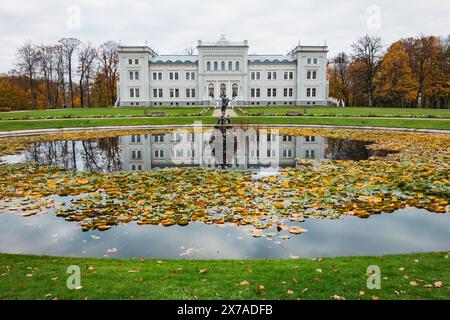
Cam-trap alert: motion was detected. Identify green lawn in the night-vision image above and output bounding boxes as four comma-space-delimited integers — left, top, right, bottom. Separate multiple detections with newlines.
235, 117, 450, 130
0, 106, 449, 131
0, 107, 213, 120
237, 106, 450, 118
0, 252, 448, 300
1, 116, 448, 131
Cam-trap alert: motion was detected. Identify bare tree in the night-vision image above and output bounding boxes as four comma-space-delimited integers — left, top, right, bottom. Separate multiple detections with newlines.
98, 41, 119, 106
58, 37, 81, 108
352, 35, 383, 107
332, 52, 351, 106
36, 45, 60, 108
78, 44, 97, 108
16, 42, 39, 109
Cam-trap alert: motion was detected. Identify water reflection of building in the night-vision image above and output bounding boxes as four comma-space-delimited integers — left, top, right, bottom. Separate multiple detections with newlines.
119, 130, 326, 171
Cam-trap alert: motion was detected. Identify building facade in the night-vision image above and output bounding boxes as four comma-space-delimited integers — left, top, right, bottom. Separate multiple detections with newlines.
117, 35, 329, 107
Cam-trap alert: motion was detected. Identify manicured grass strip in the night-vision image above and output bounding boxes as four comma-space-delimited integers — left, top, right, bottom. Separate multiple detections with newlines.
234, 117, 450, 130
238, 107, 450, 118
0, 116, 449, 131
0, 252, 448, 300
0, 117, 218, 131
0, 107, 213, 120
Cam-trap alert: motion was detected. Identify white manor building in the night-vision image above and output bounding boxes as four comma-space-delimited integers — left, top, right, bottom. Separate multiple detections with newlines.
117, 35, 329, 107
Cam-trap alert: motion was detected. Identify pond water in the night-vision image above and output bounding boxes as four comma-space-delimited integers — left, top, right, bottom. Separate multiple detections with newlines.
0, 202, 449, 259
1, 128, 448, 259
1, 128, 391, 172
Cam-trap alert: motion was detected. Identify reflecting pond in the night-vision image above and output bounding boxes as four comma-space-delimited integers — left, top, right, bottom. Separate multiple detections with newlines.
0, 128, 448, 259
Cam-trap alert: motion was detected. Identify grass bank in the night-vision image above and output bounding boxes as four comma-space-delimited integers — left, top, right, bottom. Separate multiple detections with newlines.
0, 252, 448, 300
0, 107, 213, 120
237, 106, 450, 118
0, 116, 449, 131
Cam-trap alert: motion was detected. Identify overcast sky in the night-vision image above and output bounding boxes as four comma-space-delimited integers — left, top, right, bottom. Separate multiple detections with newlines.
0, 0, 449, 72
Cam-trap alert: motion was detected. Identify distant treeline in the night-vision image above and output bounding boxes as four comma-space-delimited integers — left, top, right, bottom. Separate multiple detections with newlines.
328, 34, 450, 108
0, 38, 119, 111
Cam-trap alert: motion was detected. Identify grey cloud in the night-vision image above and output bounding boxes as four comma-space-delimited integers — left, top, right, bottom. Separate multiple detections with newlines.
0, 0, 449, 72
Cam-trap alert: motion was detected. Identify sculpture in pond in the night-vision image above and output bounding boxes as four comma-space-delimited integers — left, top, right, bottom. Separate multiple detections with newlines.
220, 94, 230, 117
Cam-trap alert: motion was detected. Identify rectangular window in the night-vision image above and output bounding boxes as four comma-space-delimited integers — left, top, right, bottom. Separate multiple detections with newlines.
186, 88, 190, 98
152, 73, 157, 80
312, 88, 316, 97
313, 58, 318, 64
174, 72, 179, 80
128, 59, 132, 65
267, 88, 271, 97
191, 72, 195, 80
134, 71, 139, 80
175, 88, 179, 98
158, 89, 163, 98
170, 89, 174, 98
131, 135, 141, 143
267, 72, 272, 80
256, 72, 260, 80
129, 71, 134, 80
284, 88, 288, 97
273, 88, 276, 97
307, 58, 311, 64
169, 72, 173, 80
191, 89, 196, 98
284, 72, 288, 80
251, 72, 255, 80
154, 150, 164, 158
153, 89, 158, 98
289, 72, 294, 79
256, 88, 260, 97
134, 59, 139, 65
135, 88, 139, 98
273, 72, 277, 80
154, 134, 164, 142
186, 72, 190, 80
131, 150, 142, 160
251, 88, 255, 98
158, 72, 162, 80
306, 88, 311, 97
129, 88, 134, 98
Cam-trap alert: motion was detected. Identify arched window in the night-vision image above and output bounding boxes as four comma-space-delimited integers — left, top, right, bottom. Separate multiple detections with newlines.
228, 61, 233, 71
235, 61, 240, 71
307, 71, 311, 79
214, 61, 218, 71
221, 61, 225, 71
220, 83, 226, 96
208, 83, 214, 98
206, 61, 211, 71
312, 71, 317, 79
232, 83, 238, 98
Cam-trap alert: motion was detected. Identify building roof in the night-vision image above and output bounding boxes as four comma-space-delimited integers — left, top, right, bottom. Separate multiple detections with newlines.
149, 54, 297, 64
248, 54, 296, 63
150, 55, 198, 64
